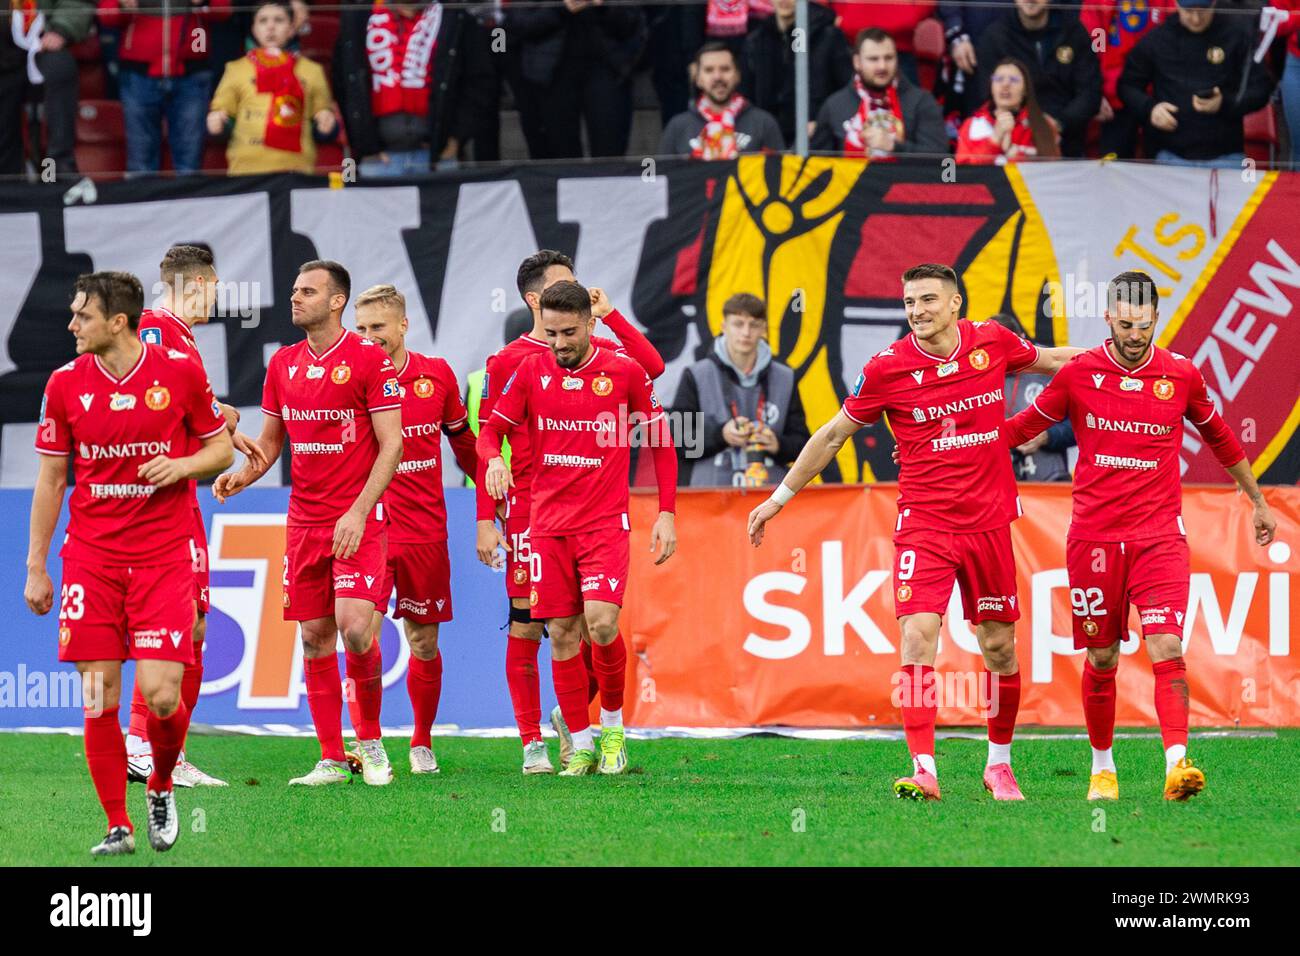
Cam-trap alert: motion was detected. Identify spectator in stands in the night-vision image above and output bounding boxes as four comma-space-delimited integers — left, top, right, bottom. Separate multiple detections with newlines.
956, 56, 1061, 162
649, 0, 772, 126
1120, 0, 1274, 167
671, 293, 809, 488
938, 0, 1015, 115
508, 0, 646, 160
206, 1, 335, 175
1080, 0, 1175, 158
831, 0, 936, 84
334, 1, 494, 176
812, 27, 948, 156
0, 0, 92, 178
975, 0, 1101, 156
97, 0, 231, 174
742, 0, 852, 144
659, 41, 784, 157
991, 313, 1075, 481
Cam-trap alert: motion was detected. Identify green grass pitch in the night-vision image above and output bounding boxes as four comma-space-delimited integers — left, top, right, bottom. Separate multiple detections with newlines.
4, 731, 1298, 866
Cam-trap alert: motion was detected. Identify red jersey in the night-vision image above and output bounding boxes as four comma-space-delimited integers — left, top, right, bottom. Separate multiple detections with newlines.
842, 318, 1040, 533
260, 329, 401, 526
1003, 343, 1245, 542
35, 343, 227, 564
484, 345, 665, 536
474, 310, 665, 521
387, 350, 474, 543
139, 307, 206, 498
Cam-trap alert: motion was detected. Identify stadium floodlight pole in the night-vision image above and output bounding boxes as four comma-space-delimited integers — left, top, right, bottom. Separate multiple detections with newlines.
795, 0, 810, 157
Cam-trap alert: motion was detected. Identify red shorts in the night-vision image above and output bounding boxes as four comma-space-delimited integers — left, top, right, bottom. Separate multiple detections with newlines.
893, 526, 1020, 624
381, 538, 452, 623
1066, 535, 1189, 649
530, 528, 629, 619
283, 520, 388, 622
189, 504, 210, 614
503, 492, 535, 601
57, 558, 195, 664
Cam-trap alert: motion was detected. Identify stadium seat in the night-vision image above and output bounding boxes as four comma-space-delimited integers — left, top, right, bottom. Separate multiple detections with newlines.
74, 99, 125, 180
298, 10, 340, 75
1244, 104, 1278, 167
78, 63, 107, 101
913, 17, 944, 92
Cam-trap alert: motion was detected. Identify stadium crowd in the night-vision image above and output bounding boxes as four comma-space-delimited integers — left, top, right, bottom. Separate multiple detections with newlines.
1, 0, 1298, 177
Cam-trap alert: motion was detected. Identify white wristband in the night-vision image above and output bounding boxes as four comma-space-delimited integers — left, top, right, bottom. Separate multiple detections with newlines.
770, 483, 796, 506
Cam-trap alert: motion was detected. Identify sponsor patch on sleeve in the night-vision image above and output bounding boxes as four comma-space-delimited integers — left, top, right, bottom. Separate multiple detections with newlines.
140, 327, 162, 345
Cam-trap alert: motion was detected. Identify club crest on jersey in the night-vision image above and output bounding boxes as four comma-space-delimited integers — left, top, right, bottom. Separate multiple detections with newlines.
540, 375, 552, 390
331, 365, 352, 385
59, 625, 71, 646
896, 585, 912, 602
79, 393, 94, 411
592, 375, 613, 396
529, 587, 539, 607
306, 365, 325, 380
969, 348, 989, 371
562, 376, 582, 391
1153, 379, 1174, 400
140, 327, 163, 345
513, 566, 528, 585
144, 385, 170, 411
413, 377, 435, 399
382, 378, 400, 398
937, 361, 959, 378
1082, 619, 1099, 637
1092, 374, 1105, 388
1119, 377, 1142, 392
109, 392, 136, 411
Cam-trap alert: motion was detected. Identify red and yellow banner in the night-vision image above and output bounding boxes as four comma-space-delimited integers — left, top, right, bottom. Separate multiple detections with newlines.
622, 484, 1300, 728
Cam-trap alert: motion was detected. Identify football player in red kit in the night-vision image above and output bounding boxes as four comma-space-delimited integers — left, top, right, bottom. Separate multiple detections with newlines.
748, 263, 1081, 801
25, 272, 234, 855
1003, 271, 1277, 801
474, 251, 664, 774
352, 284, 478, 774
213, 261, 403, 787
126, 244, 265, 789
479, 280, 678, 775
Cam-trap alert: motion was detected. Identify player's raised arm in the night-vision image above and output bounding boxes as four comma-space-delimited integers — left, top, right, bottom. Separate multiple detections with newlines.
1023, 345, 1085, 374
590, 288, 665, 378
24, 452, 67, 616
747, 410, 862, 546
1002, 363, 1071, 449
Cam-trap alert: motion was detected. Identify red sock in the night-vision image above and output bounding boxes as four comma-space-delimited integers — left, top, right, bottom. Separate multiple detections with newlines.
84, 705, 131, 831
128, 680, 150, 742
406, 654, 443, 750
986, 670, 1020, 746
1152, 658, 1189, 750
1081, 659, 1118, 750
146, 699, 190, 792
580, 641, 599, 704
345, 640, 383, 740
591, 637, 627, 713
180, 639, 203, 750
505, 636, 542, 745
897, 664, 937, 761
552, 653, 591, 741
304, 654, 346, 762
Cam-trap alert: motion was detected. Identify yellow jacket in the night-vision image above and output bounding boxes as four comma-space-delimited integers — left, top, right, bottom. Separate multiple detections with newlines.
209, 54, 335, 175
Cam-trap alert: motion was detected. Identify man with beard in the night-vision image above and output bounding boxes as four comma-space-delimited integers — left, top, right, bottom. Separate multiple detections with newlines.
812, 28, 948, 157
659, 41, 784, 158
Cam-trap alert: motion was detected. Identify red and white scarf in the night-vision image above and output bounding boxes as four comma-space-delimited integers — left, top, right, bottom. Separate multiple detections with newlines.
367, 2, 442, 118
705, 0, 773, 37
842, 76, 905, 159
691, 94, 747, 160
10, 0, 46, 85
249, 48, 304, 153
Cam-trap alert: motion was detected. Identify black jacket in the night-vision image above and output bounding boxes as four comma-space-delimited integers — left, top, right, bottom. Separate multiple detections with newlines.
508, 5, 646, 88
741, 4, 853, 144
333, 4, 494, 160
975, 9, 1101, 156
1118, 14, 1273, 160
811, 74, 949, 155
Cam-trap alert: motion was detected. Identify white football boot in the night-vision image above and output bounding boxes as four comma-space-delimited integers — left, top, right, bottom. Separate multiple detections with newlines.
288, 759, 352, 786
409, 745, 440, 774
522, 739, 554, 775
356, 739, 393, 785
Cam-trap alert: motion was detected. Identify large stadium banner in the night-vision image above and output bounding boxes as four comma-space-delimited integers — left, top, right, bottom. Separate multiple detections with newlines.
1, 158, 1298, 488
1, 484, 1296, 730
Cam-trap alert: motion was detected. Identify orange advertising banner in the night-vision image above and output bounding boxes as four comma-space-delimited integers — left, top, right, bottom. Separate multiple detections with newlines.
621, 484, 1299, 728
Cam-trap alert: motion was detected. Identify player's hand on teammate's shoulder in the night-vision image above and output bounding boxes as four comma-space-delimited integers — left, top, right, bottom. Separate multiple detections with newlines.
476, 519, 509, 569
23, 567, 53, 616
484, 456, 513, 500
747, 499, 781, 547
650, 511, 677, 565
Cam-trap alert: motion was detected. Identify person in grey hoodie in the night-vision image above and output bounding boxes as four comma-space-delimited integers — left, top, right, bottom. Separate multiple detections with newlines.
658, 41, 785, 158
812, 27, 950, 156
671, 293, 811, 487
